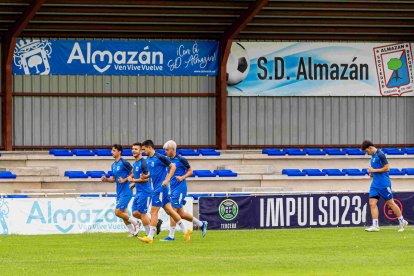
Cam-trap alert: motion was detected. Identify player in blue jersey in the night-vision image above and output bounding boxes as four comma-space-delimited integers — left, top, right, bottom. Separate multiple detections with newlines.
101, 144, 140, 237
361, 140, 408, 232
161, 140, 208, 241
127, 142, 154, 237
138, 140, 192, 243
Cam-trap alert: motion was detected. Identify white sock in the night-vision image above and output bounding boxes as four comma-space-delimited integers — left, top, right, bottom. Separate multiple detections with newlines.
176, 219, 187, 233
373, 219, 379, 227
398, 216, 405, 225
144, 225, 150, 236
126, 223, 135, 234
128, 217, 139, 226
192, 217, 203, 227
148, 226, 156, 239
169, 226, 176, 239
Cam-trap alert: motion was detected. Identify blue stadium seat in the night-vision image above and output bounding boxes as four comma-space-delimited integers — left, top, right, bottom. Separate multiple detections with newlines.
262, 148, 271, 154
72, 149, 95, 156
361, 168, 369, 175
342, 169, 365, 176
86, 171, 107, 178
155, 149, 166, 155
281, 169, 306, 176
389, 168, 406, 176
0, 171, 16, 179
106, 171, 113, 177
51, 149, 73, 156
403, 168, 414, 175
286, 149, 306, 156
64, 171, 88, 179
325, 148, 346, 155
122, 149, 133, 156
198, 149, 220, 156
93, 149, 112, 156
178, 149, 200, 156
382, 148, 405, 155
305, 148, 326, 156
2, 194, 28, 198
213, 170, 238, 177
322, 169, 346, 176
345, 148, 365, 155
266, 148, 286, 156
80, 194, 100, 197
194, 170, 216, 177
302, 169, 326, 176
404, 148, 414, 155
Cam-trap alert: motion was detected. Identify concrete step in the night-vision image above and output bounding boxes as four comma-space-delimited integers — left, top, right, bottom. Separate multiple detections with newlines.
7, 166, 60, 176
218, 164, 278, 175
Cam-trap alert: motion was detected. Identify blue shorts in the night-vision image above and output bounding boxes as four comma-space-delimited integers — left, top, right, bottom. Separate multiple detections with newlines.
170, 186, 187, 209
152, 187, 171, 207
132, 192, 152, 214
369, 186, 393, 201
116, 195, 132, 211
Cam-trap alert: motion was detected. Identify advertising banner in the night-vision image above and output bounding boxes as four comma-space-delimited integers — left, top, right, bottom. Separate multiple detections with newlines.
0, 197, 193, 235
199, 192, 414, 230
12, 39, 218, 76
226, 42, 414, 96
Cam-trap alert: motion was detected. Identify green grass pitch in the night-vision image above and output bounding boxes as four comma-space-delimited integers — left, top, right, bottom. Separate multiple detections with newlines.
0, 227, 413, 275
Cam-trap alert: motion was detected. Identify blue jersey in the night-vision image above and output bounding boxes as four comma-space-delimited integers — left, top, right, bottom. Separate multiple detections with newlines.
370, 150, 391, 189
132, 158, 152, 194
169, 155, 191, 191
111, 158, 133, 197
146, 152, 171, 193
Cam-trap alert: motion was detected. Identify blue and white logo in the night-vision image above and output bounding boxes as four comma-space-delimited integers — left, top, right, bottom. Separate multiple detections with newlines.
13, 39, 52, 75
26, 201, 122, 234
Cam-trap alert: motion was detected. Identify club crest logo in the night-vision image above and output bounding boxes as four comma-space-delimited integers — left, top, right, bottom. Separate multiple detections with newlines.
13, 39, 52, 75
374, 43, 413, 96
219, 199, 238, 221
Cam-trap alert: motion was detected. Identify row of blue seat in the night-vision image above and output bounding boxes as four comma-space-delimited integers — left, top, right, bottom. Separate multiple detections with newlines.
0, 171, 17, 179
282, 168, 414, 176
50, 148, 220, 157
190, 170, 238, 177
64, 169, 237, 179
263, 148, 414, 156
64, 171, 112, 179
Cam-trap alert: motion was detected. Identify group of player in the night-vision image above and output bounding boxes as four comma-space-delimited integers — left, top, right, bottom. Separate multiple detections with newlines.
101, 139, 207, 243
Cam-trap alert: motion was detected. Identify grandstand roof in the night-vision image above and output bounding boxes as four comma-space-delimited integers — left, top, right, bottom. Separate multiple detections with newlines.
0, 0, 413, 41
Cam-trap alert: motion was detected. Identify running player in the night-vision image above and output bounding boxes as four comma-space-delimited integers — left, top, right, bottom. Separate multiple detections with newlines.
138, 140, 192, 243
101, 144, 140, 237
162, 140, 207, 241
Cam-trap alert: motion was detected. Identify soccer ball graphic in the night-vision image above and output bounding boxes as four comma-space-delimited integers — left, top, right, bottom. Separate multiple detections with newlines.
226, 43, 250, 86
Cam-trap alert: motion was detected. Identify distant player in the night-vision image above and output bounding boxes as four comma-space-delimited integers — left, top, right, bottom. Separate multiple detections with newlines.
127, 142, 162, 237
101, 144, 140, 237
138, 140, 192, 243
361, 140, 408, 232
162, 140, 207, 241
